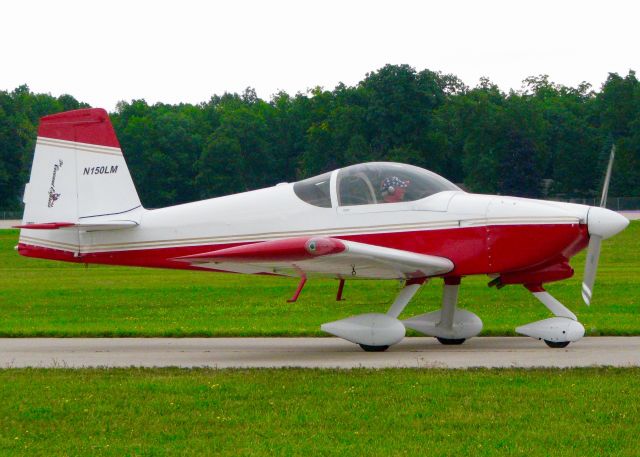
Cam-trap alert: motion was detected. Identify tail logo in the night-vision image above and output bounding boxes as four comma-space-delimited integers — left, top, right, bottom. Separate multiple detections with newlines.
47, 159, 63, 208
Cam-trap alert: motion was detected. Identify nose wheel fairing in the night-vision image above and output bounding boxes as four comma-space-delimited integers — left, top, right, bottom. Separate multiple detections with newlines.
515, 286, 585, 346
516, 317, 584, 345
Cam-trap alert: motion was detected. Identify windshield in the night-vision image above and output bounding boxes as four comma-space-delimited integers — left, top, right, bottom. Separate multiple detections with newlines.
292, 172, 332, 208
337, 162, 459, 206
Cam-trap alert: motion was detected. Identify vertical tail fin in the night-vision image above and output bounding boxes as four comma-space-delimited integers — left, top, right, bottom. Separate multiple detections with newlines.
21, 108, 142, 227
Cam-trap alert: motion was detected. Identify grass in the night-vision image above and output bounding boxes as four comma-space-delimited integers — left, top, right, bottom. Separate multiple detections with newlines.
0, 222, 638, 337
0, 367, 638, 456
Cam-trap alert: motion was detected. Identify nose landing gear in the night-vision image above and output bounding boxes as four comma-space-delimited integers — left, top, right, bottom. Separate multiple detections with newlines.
515, 285, 584, 348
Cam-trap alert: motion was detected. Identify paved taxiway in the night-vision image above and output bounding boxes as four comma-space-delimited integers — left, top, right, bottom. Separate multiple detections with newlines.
1, 337, 638, 368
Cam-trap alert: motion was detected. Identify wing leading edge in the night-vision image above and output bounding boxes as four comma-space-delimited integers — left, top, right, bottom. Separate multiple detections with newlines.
175, 236, 453, 280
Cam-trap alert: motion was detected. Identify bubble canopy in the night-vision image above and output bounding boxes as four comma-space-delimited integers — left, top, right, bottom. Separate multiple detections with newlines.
293, 162, 460, 208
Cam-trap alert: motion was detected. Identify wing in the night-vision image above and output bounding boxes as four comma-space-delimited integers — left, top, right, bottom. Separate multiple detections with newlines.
175, 236, 453, 279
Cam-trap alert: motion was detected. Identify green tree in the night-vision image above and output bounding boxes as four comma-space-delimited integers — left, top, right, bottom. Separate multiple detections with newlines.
596, 71, 640, 196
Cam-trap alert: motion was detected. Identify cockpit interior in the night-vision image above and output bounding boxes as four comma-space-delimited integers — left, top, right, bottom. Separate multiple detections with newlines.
293, 162, 460, 208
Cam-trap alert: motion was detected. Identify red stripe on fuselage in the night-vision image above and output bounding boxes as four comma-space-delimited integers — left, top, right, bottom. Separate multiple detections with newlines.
17, 223, 589, 277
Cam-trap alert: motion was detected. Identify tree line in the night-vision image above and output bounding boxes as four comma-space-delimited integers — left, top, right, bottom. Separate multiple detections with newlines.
1, 65, 639, 210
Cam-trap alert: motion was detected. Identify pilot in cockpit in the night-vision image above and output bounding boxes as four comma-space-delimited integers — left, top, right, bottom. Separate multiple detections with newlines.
380, 176, 410, 203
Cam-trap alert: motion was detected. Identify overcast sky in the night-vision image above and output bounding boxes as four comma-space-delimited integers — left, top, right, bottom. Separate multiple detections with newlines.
2, 0, 638, 111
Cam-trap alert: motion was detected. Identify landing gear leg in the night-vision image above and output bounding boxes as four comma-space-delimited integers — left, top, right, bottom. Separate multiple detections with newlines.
387, 278, 426, 319
403, 277, 483, 343
435, 278, 466, 345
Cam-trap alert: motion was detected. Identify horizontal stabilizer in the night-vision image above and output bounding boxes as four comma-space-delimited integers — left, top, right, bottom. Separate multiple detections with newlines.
13, 222, 75, 230
15, 220, 138, 231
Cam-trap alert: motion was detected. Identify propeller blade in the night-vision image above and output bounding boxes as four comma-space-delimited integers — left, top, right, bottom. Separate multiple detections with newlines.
600, 145, 615, 208
581, 144, 619, 306
582, 235, 602, 306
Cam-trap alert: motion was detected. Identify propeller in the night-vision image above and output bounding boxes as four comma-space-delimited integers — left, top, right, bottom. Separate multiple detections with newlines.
582, 145, 629, 305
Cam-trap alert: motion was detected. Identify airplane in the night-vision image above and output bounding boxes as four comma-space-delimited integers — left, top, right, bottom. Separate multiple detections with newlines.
15, 108, 629, 352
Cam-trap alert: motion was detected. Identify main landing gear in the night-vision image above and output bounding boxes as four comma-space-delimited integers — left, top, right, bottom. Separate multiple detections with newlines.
515, 285, 585, 348
321, 277, 483, 352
